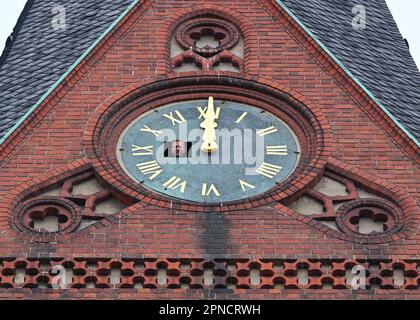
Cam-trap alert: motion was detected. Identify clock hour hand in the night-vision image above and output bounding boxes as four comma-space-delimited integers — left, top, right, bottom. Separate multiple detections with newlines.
200, 96, 218, 153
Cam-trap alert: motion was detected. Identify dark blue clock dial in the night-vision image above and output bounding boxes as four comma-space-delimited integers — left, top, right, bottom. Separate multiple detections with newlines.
117, 99, 300, 203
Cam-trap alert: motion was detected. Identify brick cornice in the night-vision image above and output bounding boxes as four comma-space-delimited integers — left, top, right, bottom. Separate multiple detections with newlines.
0, 257, 420, 296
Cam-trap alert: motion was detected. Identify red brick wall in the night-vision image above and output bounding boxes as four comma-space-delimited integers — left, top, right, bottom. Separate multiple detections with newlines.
0, 0, 418, 299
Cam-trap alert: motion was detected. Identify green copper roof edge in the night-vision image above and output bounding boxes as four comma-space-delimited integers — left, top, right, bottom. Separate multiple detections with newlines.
276, 0, 420, 148
0, 0, 140, 145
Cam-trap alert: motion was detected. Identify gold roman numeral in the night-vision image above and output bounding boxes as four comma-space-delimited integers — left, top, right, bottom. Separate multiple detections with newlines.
266, 145, 288, 156
140, 125, 162, 137
163, 110, 186, 125
197, 106, 221, 119
256, 162, 282, 179
137, 160, 163, 180
163, 176, 187, 193
201, 183, 220, 197
257, 126, 277, 136
131, 145, 153, 156
235, 112, 248, 124
239, 179, 256, 192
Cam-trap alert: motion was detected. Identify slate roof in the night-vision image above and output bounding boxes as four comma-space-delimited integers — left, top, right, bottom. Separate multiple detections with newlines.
0, 0, 419, 142
0, 0, 134, 139
284, 0, 420, 141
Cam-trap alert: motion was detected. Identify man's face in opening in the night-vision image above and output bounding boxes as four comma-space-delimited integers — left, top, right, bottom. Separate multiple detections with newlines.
170, 140, 187, 157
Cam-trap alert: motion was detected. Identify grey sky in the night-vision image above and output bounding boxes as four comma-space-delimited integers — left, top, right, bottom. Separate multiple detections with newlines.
0, 0, 419, 69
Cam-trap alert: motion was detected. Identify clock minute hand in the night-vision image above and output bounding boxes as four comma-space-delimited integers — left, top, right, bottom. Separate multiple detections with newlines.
200, 96, 218, 153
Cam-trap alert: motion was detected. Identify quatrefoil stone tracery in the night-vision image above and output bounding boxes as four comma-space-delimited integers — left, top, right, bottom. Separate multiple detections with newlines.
16, 197, 82, 235
176, 17, 240, 56
336, 199, 402, 237
172, 16, 243, 71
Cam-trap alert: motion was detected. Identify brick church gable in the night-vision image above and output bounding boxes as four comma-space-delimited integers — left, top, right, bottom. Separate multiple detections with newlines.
0, 0, 418, 299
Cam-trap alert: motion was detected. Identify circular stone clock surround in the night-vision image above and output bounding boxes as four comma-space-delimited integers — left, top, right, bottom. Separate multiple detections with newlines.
84, 76, 330, 210
116, 100, 301, 203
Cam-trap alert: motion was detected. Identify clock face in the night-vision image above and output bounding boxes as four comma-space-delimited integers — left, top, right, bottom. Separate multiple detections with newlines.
117, 99, 300, 204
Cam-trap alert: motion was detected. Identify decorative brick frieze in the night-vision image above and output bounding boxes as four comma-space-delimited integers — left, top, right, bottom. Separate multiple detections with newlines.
0, 257, 419, 291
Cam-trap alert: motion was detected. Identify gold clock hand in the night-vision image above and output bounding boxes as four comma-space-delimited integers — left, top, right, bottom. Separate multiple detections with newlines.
200, 96, 218, 153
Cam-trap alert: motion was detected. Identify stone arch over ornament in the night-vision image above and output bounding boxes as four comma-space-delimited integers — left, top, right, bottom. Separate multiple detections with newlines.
154, 5, 259, 75
278, 157, 419, 244
1, 159, 141, 243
